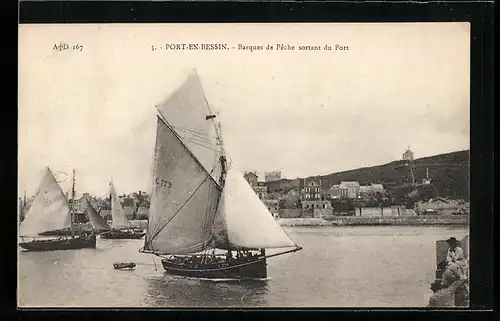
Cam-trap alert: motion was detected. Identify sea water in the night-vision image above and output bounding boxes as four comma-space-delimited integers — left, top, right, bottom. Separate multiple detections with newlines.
18, 225, 468, 307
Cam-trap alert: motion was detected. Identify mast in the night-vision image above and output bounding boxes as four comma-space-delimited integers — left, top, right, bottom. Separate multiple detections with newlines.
21, 189, 27, 221
216, 122, 227, 187
212, 119, 231, 256
70, 169, 76, 227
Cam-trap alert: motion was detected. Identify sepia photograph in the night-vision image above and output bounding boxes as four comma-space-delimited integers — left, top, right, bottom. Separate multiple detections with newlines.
18, 23, 470, 308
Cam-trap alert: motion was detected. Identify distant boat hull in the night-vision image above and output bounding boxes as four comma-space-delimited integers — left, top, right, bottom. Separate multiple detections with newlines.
39, 224, 93, 236
161, 256, 267, 279
19, 234, 96, 252
100, 229, 145, 239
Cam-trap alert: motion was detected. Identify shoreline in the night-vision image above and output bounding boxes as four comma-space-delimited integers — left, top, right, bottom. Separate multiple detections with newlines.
276, 215, 468, 227
126, 217, 469, 228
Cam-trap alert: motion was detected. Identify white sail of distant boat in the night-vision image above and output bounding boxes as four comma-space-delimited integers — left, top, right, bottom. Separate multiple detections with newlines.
19, 167, 72, 237
109, 180, 131, 230
143, 71, 299, 257
83, 197, 111, 231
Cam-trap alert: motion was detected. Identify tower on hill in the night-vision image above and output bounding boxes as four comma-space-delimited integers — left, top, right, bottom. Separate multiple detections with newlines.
265, 170, 281, 182
402, 146, 414, 161
402, 146, 416, 185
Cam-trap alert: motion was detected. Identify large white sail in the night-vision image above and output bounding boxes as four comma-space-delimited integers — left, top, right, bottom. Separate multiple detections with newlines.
19, 167, 72, 236
84, 197, 111, 231
212, 166, 297, 250
144, 117, 221, 254
155, 72, 220, 182
109, 181, 130, 229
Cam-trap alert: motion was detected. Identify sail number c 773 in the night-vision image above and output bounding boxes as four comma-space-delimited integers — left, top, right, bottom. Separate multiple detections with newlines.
155, 178, 172, 189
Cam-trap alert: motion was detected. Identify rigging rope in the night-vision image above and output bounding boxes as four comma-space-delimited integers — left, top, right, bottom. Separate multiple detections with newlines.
172, 126, 215, 141
181, 137, 222, 154
176, 133, 215, 148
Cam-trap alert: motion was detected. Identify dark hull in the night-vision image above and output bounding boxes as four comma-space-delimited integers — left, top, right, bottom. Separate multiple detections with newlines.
161, 256, 267, 279
100, 230, 145, 239
19, 235, 96, 252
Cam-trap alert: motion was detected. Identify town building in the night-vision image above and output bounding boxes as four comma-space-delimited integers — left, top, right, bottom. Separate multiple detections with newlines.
265, 170, 282, 182
267, 177, 304, 194
266, 179, 285, 193
267, 190, 283, 200
281, 188, 302, 209
243, 171, 258, 186
263, 199, 279, 215
359, 183, 385, 197
301, 200, 332, 210
339, 181, 360, 199
303, 177, 322, 200
254, 182, 268, 200
415, 198, 469, 215
329, 184, 349, 199
359, 185, 372, 197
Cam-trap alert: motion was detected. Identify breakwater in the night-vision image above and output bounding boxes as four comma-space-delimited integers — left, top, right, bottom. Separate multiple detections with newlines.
129, 217, 467, 229
277, 215, 468, 227
276, 218, 331, 227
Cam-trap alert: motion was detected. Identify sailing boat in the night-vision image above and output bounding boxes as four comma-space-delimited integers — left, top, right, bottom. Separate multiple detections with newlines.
18, 167, 96, 251
100, 180, 145, 239
83, 197, 111, 234
139, 72, 302, 279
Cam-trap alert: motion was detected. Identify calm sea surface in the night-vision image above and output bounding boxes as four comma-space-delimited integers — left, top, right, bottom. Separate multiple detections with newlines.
18, 225, 468, 308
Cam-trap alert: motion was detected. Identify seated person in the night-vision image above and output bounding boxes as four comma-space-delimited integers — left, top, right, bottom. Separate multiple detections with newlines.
427, 278, 467, 307
445, 237, 469, 275
441, 262, 469, 307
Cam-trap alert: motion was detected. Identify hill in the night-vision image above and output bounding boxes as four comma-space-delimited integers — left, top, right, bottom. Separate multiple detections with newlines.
311, 150, 469, 201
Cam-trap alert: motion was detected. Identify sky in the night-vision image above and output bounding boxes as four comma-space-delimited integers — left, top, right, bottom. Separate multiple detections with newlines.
18, 23, 470, 197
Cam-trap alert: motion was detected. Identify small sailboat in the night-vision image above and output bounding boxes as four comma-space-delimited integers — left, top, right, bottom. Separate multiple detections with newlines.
100, 180, 145, 239
139, 72, 302, 279
18, 167, 96, 252
83, 197, 112, 234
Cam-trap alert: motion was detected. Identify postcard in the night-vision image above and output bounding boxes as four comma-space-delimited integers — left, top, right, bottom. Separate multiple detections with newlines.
18, 23, 470, 308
